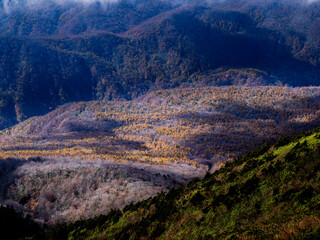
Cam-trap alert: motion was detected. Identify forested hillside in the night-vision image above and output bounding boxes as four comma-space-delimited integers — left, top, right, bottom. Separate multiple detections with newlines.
0, 0, 320, 128
1, 1, 320, 239
30, 126, 320, 239
0, 86, 319, 225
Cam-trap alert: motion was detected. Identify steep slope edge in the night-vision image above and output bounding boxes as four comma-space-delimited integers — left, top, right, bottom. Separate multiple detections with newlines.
34, 126, 320, 239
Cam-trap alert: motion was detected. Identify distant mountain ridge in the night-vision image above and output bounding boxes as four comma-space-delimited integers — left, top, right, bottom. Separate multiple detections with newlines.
1, 0, 320, 128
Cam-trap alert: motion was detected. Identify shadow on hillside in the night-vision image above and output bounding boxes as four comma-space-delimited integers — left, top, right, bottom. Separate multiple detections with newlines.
94, 137, 149, 153
179, 94, 320, 169
0, 157, 46, 198
42, 131, 114, 141
160, 7, 320, 86
4, 118, 150, 151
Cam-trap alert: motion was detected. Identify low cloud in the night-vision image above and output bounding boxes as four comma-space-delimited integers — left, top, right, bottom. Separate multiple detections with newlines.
306, 0, 320, 3
1, 0, 320, 13
1, 0, 121, 12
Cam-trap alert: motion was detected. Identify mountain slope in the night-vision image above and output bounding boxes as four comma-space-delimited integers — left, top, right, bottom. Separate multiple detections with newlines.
1, 0, 320, 128
1, 86, 319, 225
34, 126, 320, 239
0, 0, 176, 36
2, 86, 320, 168
0, 205, 40, 240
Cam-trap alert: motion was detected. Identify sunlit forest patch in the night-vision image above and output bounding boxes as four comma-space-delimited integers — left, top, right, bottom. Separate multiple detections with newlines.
1, 86, 319, 170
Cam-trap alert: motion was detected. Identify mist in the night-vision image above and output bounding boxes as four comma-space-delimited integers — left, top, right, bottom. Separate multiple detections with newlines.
0, 0, 121, 12
2, 0, 320, 12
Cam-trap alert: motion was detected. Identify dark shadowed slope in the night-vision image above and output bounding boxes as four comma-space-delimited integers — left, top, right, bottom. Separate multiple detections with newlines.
0, 205, 40, 240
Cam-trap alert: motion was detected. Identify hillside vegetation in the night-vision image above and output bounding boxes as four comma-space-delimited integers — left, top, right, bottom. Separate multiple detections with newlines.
2, 86, 320, 167
0, 157, 201, 225
0, 86, 319, 224
0, 1, 320, 239
1, 0, 320, 127
30, 126, 320, 239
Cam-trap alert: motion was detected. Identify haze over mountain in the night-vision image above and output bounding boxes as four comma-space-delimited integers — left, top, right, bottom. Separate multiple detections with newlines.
0, 0, 320, 128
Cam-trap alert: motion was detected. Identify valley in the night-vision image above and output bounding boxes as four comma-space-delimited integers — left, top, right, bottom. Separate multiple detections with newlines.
0, 86, 319, 224
0, 0, 320, 238
1, 0, 320, 128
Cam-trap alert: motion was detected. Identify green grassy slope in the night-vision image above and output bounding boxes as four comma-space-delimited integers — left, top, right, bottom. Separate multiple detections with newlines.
32, 127, 320, 239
